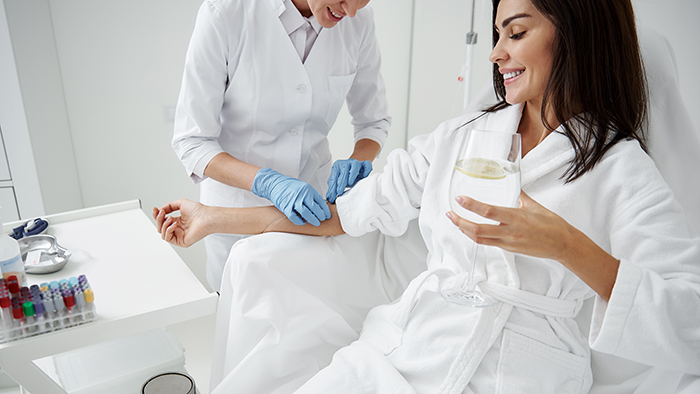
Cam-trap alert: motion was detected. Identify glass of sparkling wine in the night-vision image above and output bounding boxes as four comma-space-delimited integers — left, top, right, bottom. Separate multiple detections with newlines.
445, 129, 521, 307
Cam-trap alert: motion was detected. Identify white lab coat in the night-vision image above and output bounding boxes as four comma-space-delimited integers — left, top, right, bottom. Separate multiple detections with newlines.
171, 0, 390, 290
292, 103, 700, 393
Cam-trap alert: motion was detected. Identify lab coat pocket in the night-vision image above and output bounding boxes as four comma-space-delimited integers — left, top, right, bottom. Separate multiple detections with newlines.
495, 329, 590, 394
325, 73, 356, 127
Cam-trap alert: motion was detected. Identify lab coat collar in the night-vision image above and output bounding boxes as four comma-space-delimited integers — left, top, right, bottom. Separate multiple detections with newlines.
268, 0, 286, 16
277, 0, 322, 36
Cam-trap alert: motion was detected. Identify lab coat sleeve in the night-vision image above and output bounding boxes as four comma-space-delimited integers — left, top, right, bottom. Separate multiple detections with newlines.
345, 7, 390, 150
588, 146, 700, 374
336, 132, 435, 237
172, 1, 232, 183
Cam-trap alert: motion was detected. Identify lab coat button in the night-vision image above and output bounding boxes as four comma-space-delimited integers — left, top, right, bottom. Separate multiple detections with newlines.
296, 84, 307, 93
290, 128, 298, 136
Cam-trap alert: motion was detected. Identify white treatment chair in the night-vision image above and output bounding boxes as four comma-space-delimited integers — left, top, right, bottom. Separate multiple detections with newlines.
466, 26, 700, 394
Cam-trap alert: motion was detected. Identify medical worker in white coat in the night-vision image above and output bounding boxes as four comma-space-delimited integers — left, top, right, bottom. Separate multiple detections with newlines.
156, 0, 700, 392
172, 0, 388, 291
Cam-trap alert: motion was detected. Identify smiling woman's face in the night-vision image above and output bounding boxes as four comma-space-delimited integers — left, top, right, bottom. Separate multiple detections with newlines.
489, 0, 556, 107
293, 0, 371, 28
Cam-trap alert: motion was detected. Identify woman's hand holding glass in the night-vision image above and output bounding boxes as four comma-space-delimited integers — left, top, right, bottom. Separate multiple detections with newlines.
448, 192, 570, 261
448, 191, 620, 301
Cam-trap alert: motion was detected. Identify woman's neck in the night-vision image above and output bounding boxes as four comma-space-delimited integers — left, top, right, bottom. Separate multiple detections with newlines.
518, 100, 559, 156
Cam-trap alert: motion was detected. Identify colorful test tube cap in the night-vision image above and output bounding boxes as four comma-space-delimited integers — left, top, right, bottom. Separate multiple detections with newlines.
83, 288, 94, 303
7, 276, 19, 294
22, 302, 35, 317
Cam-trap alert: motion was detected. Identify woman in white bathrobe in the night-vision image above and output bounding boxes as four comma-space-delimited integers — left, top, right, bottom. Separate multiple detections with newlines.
154, 0, 700, 392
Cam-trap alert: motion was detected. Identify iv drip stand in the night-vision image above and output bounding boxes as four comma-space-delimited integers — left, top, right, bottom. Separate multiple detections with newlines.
463, 0, 478, 110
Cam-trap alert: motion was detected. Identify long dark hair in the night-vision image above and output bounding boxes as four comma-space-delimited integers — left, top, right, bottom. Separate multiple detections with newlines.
488, 0, 648, 182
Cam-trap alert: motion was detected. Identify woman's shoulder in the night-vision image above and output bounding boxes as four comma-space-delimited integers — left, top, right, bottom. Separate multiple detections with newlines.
602, 138, 657, 173
591, 138, 672, 204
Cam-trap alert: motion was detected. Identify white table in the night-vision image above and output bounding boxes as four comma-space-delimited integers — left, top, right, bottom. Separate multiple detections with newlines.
0, 200, 218, 393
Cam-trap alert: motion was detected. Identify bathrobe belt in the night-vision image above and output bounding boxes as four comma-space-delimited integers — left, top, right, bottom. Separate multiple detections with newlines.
393, 268, 584, 329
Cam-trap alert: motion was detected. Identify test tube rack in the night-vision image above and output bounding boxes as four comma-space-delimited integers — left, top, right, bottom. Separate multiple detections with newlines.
0, 274, 97, 344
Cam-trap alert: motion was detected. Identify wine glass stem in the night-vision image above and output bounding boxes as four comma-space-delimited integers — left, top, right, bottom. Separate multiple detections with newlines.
467, 243, 478, 290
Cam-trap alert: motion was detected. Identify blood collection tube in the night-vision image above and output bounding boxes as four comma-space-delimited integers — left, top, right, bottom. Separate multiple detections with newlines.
20, 287, 31, 304
22, 302, 37, 334
62, 289, 75, 325
32, 300, 47, 333
7, 276, 20, 299
83, 288, 96, 320
41, 290, 58, 329
11, 298, 23, 337
62, 290, 75, 311
0, 292, 12, 330
73, 288, 85, 323
52, 290, 67, 327
49, 281, 59, 291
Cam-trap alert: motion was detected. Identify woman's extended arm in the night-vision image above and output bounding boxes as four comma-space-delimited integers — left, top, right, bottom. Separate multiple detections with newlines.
152, 199, 344, 248
447, 192, 619, 301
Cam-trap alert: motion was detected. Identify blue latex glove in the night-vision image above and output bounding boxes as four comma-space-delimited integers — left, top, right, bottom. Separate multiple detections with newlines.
326, 159, 373, 203
251, 168, 331, 226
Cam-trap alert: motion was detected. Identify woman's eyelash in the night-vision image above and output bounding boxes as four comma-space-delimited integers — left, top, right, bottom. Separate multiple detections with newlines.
509, 32, 525, 40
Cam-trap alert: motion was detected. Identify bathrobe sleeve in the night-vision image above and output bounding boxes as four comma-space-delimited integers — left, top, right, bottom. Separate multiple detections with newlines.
588, 143, 700, 374
336, 130, 438, 238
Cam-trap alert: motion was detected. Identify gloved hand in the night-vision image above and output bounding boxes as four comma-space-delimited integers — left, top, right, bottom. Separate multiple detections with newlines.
326, 159, 373, 203
252, 168, 331, 226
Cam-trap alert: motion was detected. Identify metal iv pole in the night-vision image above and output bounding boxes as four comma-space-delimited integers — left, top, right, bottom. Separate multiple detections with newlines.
462, 0, 478, 110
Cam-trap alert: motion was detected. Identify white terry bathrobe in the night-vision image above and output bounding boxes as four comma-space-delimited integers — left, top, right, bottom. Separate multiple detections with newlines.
293, 103, 700, 393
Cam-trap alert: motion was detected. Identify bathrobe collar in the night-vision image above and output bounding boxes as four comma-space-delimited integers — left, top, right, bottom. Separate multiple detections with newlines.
480, 103, 576, 188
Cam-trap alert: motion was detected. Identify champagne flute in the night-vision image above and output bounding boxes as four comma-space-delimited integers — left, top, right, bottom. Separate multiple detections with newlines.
444, 129, 521, 307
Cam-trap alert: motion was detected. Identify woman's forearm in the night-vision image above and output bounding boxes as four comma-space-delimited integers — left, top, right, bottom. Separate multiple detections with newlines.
154, 199, 345, 249
556, 226, 619, 301
207, 203, 345, 236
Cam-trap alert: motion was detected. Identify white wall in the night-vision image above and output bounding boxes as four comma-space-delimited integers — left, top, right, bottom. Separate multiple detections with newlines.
0, 0, 45, 220
3, 0, 82, 216
633, 0, 700, 133
407, 0, 494, 141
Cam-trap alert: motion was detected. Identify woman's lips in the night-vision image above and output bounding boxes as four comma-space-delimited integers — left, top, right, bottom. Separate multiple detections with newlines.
503, 70, 524, 85
328, 7, 343, 21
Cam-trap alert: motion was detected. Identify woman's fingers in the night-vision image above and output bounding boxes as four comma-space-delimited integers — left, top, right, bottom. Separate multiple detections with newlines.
446, 209, 507, 246
455, 196, 516, 225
